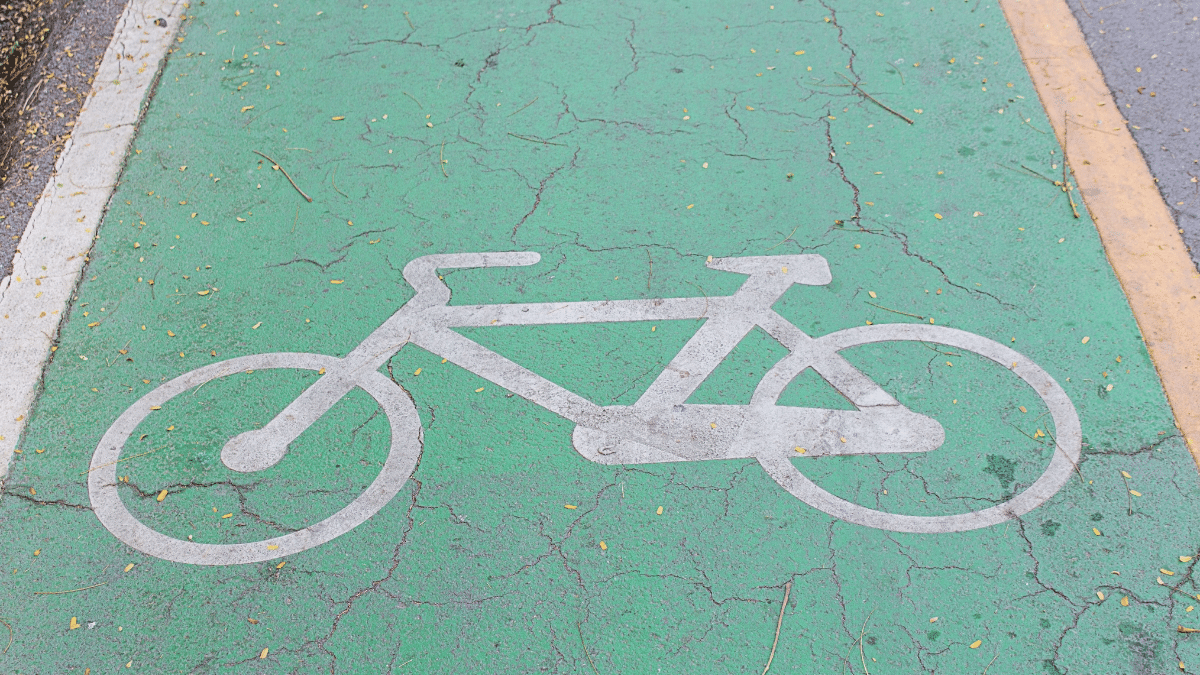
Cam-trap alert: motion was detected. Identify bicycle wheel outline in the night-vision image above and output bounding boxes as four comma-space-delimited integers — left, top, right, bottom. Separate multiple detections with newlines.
88, 352, 422, 565
753, 324, 1081, 534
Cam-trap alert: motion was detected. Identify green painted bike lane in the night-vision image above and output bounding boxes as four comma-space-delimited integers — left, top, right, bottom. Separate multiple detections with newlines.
3, 0, 1199, 672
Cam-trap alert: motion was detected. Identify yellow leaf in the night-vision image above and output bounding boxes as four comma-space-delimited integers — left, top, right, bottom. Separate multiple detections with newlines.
475, 387, 485, 393
1093, 528, 1102, 536
794, 50, 805, 55
331, 116, 345, 121
1019, 406, 1027, 413
599, 541, 607, 550
1121, 596, 1129, 606
1121, 471, 1132, 479
934, 213, 943, 220
1182, 556, 1194, 563
276, 561, 286, 569
124, 563, 135, 572
1163, 569, 1176, 576
197, 290, 210, 295
157, 489, 168, 502
1097, 591, 1105, 600
1082, 336, 1090, 344
330, 279, 344, 284
656, 506, 663, 515
868, 291, 877, 298
70, 616, 81, 630
260, 647, 269, 659
267, 544, 279, 550
414, 368, 422, 375
929, 617, 938, 623
564, 504, 577, 510
222, 513, 233, 519
969, 640, 982, 649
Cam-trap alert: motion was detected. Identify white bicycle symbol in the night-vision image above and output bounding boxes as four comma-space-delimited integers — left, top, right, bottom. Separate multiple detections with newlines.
89, 252, 1081, 565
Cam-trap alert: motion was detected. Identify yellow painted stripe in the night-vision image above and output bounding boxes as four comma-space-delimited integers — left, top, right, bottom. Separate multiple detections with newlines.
1002, 0, 1200, 463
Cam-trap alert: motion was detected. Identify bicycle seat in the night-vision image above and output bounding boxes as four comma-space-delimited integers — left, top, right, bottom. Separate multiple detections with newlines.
707, 255, 831, 286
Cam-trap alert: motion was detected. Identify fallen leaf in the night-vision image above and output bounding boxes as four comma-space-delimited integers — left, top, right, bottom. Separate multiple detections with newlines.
70, 616, 81, 630
157, 489, 168, 502
970, 639, 982, 649
260, 647, 269, 659
1121, 596, 1129, 606
564, 504, 577, 510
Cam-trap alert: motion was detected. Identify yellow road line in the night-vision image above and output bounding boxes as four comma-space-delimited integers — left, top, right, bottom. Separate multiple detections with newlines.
1002, 0, 1200, 464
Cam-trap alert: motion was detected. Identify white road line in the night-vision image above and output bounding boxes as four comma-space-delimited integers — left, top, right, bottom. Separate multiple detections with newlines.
0, 0, 188, 481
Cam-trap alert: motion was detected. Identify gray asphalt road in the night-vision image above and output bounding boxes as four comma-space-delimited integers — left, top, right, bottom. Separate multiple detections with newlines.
1066, 0, 1200, 270
0, 0, 126, 280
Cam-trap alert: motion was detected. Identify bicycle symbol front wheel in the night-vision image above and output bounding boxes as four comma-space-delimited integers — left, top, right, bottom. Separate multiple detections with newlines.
88, 352, 422, 565
754, 324, 1081, 534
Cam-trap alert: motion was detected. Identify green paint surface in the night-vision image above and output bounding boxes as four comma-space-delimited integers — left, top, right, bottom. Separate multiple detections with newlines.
2, 1, 1199, 672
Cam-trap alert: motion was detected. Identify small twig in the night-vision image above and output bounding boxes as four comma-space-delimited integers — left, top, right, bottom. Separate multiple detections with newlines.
1007, 422, 1045, 445
857, 609, 876, 675
1179, 625, 1200, 634
1063, 116, 1080, 218
507, 132, 565, 146
401, 90, 423, 108
251, 150, 312, 202
645, 249, 653, 291
81, 447, 161, 474
766, 224, 801, 251
0, 617, 11, 655
865, 301, 924, 320
20, 77, 46, 113
403, 10, 414, 29
291, 205, 300, 233
1021, 116, 1048, 134
883, 60, 904, 85
1113, 470, 1132, 511
508, 96, 539, 118
1078, 0, 1093, 16
34, 582, 108, 596
577, 622, 600, 675
439, 140, 448, 178
920, 342, 961, 357
837, 73, 913, 124
1042, 427, 1084, 482
761, 581, 792, 674
982, 654, 999, 674
331, 165, 349, 198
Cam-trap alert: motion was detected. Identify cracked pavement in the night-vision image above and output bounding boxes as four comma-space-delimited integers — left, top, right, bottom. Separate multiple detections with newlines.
2, 0, 1200, 673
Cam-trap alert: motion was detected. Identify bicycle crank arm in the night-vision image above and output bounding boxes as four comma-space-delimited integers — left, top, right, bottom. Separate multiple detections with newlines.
571, 405, 944, 465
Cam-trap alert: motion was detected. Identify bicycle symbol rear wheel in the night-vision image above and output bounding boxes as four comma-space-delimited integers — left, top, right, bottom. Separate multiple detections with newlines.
88, 352, 422, 565
754, 324, 1081, 533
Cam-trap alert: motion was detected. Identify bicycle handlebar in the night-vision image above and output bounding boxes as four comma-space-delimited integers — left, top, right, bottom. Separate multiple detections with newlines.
403, 252, 542, 305
707, 255, 832, 286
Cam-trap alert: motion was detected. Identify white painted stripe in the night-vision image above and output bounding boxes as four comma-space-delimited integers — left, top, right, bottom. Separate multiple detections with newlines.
0, 0, 188, 481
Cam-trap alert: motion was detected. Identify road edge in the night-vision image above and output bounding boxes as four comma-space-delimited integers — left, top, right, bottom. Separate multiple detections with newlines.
0, 0, 189, 481
1001, 0, 1200, 464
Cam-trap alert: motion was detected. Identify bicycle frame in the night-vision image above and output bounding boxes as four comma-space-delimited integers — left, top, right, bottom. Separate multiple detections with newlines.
220, 252, 944, 473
